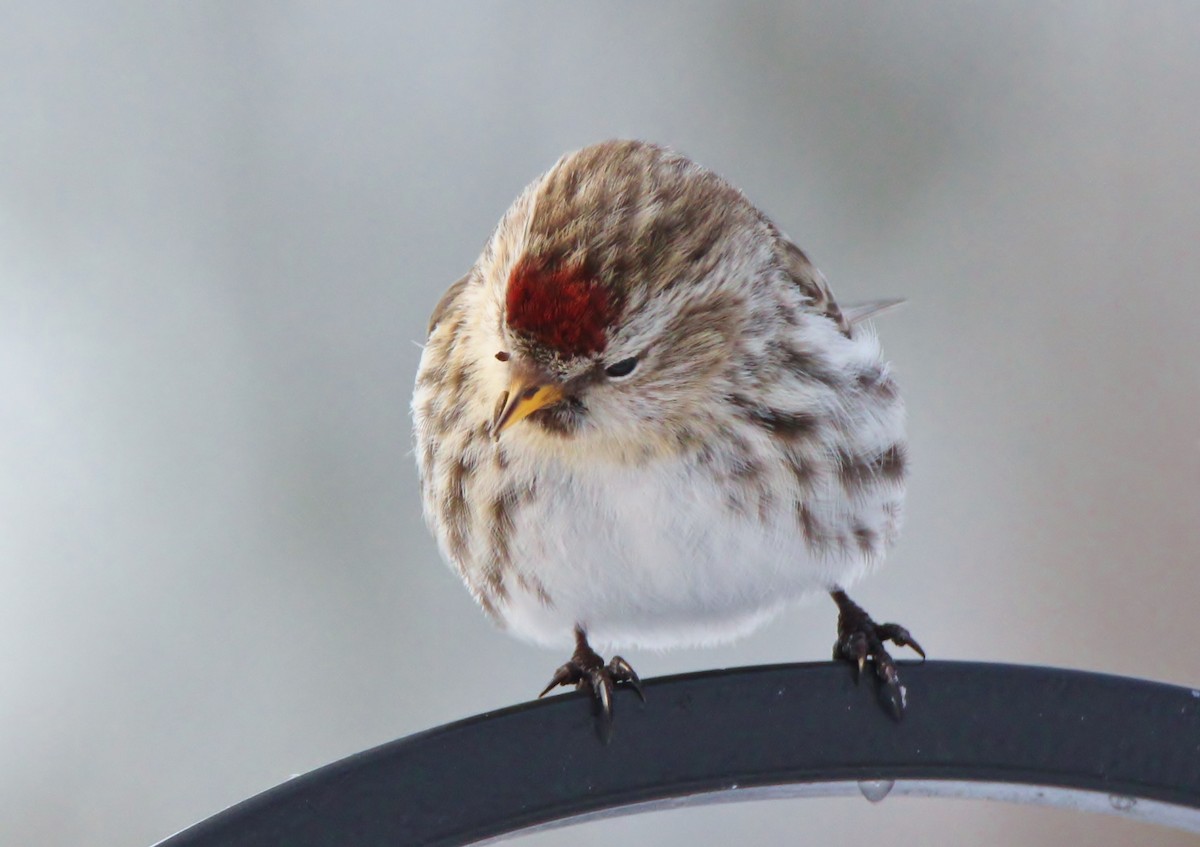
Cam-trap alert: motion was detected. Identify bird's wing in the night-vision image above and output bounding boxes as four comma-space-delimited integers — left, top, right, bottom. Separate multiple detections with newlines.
842, 298, 906, 325
777, 238, 850, 334
777, 237, 905, 334
427, 272, 472, 336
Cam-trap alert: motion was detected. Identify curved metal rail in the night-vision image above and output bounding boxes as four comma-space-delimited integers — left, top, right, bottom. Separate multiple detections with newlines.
154, 661, 1200, 846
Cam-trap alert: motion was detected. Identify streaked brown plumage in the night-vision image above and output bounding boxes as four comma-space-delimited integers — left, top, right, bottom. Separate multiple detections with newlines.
413, 140, 922, 723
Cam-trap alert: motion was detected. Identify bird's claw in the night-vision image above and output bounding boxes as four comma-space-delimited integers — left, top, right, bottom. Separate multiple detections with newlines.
538, 663, 578, 699
539, 656, 643, 713
875, 623, 926, 660
831, 590, 923, 719
607, 655, 645, 702
538, 629, 644, 739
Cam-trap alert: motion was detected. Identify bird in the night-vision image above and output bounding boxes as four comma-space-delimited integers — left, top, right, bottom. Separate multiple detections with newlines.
412, 139, 922, 725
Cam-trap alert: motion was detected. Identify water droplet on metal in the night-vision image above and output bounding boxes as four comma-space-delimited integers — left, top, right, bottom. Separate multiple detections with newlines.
857, 779, 895, 803
1109, 794, 1137, 812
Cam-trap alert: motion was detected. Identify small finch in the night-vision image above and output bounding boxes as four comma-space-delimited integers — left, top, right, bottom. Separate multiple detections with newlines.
413, 140, 922, 722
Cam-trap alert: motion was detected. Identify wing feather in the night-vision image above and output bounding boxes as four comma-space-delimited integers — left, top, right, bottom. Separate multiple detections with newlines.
777, 237, 849, 334
776, 235, 904, 334
427, 272, 472, 336
842, 298, 906, 325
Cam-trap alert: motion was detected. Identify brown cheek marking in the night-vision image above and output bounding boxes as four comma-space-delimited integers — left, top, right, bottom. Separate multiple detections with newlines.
528, 398, 585, 437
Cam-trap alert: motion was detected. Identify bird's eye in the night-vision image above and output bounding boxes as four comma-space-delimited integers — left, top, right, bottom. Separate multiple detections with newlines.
604, 357, 638, 378
495, 351, 510, 362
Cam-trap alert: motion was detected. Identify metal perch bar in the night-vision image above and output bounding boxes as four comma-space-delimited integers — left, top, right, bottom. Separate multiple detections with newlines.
154, 661, 1200, 846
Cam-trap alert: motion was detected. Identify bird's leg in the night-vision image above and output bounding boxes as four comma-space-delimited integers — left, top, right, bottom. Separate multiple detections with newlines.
830, 588, 925, 719
539, 626, 644, 727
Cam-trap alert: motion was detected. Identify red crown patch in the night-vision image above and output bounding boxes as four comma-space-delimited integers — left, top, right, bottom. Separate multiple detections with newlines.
505, 256, 614, 357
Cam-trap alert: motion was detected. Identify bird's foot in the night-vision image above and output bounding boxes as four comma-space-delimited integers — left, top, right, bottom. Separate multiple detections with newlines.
539, 627, 644, 736
831, 589, 925, 719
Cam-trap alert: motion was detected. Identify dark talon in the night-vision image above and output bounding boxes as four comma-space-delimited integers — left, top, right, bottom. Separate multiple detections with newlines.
609, 656, 645, 702
838, 631, 869, 683
830, 589, 923, 718
876, 623, 926, 660
591, 671, 613, 720
539, 627, 644, 735
538, 664, 575, 699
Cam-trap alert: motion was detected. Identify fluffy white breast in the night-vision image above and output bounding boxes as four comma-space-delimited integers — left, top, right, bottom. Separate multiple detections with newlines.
491, 444, 881, 653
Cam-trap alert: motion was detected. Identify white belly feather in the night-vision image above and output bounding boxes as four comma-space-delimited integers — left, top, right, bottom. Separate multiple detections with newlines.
497, 457, 874, 651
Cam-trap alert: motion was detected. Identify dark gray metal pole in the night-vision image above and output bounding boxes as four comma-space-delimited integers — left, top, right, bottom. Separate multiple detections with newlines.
153, 661, 1200, 846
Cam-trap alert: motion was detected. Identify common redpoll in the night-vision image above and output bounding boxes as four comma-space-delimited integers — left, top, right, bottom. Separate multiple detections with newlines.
413, 140, 922, 722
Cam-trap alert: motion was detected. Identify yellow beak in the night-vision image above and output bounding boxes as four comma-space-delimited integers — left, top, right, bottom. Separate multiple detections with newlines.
491, 379, 565, 439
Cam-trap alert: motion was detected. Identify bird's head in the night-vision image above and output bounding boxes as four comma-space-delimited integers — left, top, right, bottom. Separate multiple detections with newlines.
478, 140, 775, 463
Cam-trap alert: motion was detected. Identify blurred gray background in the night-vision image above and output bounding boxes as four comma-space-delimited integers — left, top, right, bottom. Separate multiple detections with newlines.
2, 3, 1198, 846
